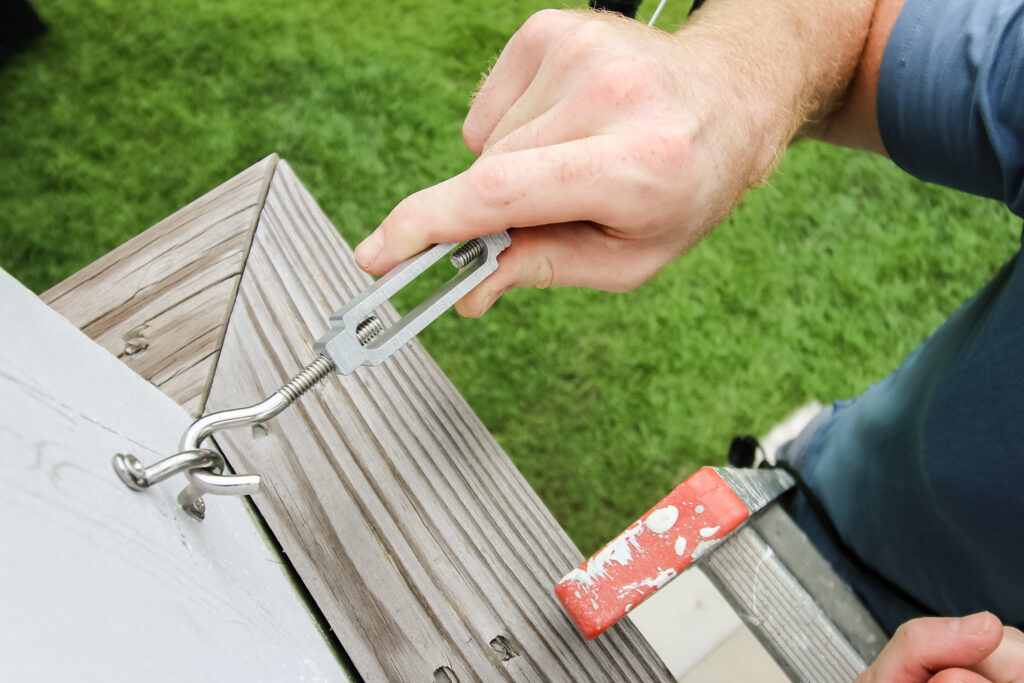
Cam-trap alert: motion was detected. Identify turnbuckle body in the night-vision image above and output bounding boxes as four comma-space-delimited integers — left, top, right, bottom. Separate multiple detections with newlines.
114, 232, 511, 519
315, 231, 511, 374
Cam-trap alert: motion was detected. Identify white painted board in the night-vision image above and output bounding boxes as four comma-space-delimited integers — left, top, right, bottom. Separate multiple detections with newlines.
0, 268, 349, 681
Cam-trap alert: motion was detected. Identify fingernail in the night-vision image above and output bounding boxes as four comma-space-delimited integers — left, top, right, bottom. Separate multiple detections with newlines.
950, 612, 991, 635
355, 232, 383, 271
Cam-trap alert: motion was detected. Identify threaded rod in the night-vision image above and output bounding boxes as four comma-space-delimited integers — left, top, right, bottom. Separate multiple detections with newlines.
450, 239, 485, 268
355, 316, 385, 346
278, 354, 336, 403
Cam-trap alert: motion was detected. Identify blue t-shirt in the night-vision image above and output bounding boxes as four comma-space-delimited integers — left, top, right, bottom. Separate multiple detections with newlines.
789, 0, 1024, 634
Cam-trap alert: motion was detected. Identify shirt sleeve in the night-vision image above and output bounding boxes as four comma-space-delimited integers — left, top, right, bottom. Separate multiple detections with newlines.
878, 0, 1024, 217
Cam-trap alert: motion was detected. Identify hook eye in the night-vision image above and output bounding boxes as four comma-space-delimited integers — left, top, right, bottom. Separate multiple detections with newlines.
113, 448, 224, 491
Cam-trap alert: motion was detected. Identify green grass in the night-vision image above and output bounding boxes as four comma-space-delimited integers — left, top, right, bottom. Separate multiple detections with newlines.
2, 0, 1019, 554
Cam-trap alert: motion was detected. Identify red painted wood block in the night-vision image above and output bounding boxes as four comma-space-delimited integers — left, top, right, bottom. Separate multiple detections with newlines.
554, 467, 751, 640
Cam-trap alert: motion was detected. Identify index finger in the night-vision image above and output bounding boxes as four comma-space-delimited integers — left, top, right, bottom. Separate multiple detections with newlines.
354, 135, 638, 274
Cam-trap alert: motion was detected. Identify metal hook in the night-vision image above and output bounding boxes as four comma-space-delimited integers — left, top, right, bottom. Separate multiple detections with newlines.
173, 355, 336, 516
112, 232, 512, 520
174, 233, 512, 510
111, 355, 335, 520
113, 448, 223, 491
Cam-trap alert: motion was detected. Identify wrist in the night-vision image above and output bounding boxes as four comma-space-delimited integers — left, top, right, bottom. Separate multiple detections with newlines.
671, 30, 795, 185
673, 0, 875, 175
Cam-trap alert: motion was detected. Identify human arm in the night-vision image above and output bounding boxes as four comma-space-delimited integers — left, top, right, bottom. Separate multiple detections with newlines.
354, 0, 876, 316
857, 612, 1024, 682
800, 0, 904, 154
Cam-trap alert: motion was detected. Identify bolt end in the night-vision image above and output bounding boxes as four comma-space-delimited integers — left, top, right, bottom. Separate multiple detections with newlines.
112, 453, 149, 490
355, 316, 385, 346
183, 497, 206, 521
449, 239, 485, 269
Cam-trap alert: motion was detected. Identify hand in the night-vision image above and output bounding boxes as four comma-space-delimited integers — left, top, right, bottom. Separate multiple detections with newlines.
355, 9, 791, 316
355, 3, 873, 316
857, 612, 1024, 682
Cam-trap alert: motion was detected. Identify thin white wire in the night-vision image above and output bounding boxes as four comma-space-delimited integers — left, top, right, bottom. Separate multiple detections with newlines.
647, 0, 669, 26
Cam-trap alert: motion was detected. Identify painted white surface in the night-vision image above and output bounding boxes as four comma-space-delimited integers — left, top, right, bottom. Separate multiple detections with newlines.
628, 567, 743, 678
0, 269, 347, 681
681, 625, 789, 683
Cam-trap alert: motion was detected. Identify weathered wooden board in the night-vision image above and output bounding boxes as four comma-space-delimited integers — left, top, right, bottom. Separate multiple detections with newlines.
41, 155, 278, 417
0, 268, 348, 681
204, 161, 672, 681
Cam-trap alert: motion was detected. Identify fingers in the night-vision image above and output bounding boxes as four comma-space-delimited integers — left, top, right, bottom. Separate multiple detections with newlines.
463, 9, 581, 155
1003, 626, 1024, 645
481, 55, 663, 158
928, 669, 990, 683
477, 16, 670, 155
970, 626, 1024, 682
858, 613, 1004, 683
453, 223, 674, 317
479, 60, 578, 156
355, 136, 657, 274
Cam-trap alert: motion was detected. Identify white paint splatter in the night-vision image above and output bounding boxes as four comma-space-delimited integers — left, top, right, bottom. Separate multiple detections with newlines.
699, 525, 720, 538
563, 569, 588, 584
560, 522, 645, 588
625, 604, 633, 613
591, 599, 599, 610
674, 536, 687, 556
616, 567, 678, 598
691, 539, 721, 560
574, 591, 581, 599
644, 505, 678, 535
695, 505, 705, 514
750, 546, 776, 616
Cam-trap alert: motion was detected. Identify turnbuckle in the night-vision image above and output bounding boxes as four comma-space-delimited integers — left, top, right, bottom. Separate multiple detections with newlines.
112, 232, 511, 519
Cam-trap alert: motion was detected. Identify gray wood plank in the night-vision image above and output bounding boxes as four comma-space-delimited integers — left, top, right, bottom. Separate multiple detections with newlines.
700, 508, 874, 682
205, 161, 672, 681
41, 155, 279, 416
0, 268, 348, 681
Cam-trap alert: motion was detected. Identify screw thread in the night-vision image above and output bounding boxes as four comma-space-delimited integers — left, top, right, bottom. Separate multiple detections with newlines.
279, 354, 335, 403
355, 316, 385, 346
449, 239, 485, 268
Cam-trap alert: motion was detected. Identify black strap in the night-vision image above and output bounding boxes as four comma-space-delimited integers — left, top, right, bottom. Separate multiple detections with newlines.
589, 0, 643, 18
589, 0, 706, 19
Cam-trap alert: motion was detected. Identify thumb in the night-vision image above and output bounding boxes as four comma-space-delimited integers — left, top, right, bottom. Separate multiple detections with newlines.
859, 612, 1003, 683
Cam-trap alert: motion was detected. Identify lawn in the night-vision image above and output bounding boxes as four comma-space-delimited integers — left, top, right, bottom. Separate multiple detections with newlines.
2, 0, 1019, 554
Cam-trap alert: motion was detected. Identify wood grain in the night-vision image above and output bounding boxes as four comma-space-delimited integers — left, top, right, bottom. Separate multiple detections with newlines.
41, 155, 279, 416
206, 161, 672, 681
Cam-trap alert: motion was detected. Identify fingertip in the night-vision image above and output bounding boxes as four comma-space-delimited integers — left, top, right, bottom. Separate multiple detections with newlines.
455, 285, 509, 318
462, 111, 486, 157
929, 668, 991, 683
354, 231, 384, 273
454, 299, 484, 318
1003, 625, 1024, 644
